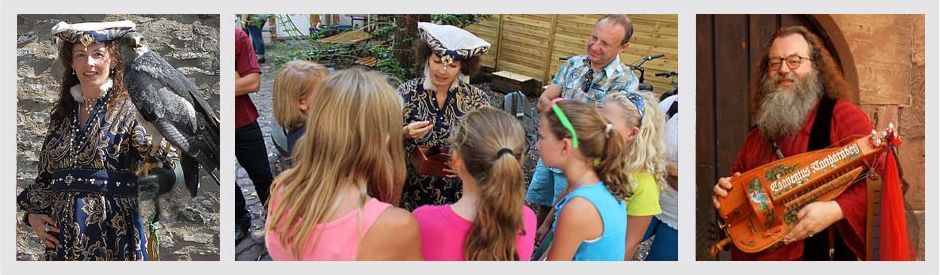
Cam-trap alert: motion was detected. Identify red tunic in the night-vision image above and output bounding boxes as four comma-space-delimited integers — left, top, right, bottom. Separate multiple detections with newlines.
235, 27, 261, 129
729, 99, 872, 260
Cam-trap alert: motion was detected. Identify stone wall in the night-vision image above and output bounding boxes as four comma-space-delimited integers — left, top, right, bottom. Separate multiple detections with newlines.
16, 14, 220, 261
831, 14, 925, 260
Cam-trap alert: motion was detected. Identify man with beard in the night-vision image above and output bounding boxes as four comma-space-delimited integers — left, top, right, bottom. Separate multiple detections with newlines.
711, 26, 873, 260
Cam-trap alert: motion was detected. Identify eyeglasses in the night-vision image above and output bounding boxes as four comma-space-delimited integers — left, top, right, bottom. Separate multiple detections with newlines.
768, 55, 812, 71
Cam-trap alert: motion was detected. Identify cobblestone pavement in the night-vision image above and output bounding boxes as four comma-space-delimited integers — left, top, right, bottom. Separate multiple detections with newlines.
234, 60, 278, 261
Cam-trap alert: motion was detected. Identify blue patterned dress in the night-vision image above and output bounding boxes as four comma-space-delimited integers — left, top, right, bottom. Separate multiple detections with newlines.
397, 78, 489, 211
17, 87, 153, 260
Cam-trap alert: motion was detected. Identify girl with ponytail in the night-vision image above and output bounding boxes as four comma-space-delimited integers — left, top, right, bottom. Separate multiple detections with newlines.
412, 106, 537, 260
539, 100, 629, 260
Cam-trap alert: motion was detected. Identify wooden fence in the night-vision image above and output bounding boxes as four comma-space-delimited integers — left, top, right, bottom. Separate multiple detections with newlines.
465, 14, 678, 96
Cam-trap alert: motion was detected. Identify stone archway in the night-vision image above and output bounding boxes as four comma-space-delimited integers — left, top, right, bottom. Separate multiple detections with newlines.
808, 14, 859, 103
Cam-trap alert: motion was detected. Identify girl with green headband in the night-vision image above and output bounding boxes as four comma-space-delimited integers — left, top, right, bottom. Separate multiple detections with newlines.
536, 100, 629, 260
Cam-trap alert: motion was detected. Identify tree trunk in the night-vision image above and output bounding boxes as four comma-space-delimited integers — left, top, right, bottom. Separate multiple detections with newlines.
394, 14, 431, 77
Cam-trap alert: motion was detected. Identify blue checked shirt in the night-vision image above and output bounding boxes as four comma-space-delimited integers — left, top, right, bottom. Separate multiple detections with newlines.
554, 55, 639, 105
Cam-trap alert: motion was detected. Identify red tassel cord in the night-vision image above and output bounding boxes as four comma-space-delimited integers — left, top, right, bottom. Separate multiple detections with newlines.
878, 132, 912, 260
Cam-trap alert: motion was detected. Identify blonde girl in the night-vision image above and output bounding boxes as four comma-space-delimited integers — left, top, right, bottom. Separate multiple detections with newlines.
601, 92, 667, 260
271, 60, 329, 155
265, 68, 421, 260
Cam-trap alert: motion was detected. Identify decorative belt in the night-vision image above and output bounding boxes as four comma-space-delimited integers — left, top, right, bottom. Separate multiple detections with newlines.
49, 169, 139, 197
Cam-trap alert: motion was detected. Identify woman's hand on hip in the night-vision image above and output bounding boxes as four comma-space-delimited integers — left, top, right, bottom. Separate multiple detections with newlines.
27, 213, 60, 248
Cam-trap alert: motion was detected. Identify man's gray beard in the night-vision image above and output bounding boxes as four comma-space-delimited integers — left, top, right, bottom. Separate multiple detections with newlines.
756, 70, 823, 141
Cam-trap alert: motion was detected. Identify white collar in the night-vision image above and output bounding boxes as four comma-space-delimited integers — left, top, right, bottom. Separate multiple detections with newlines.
70, 78, 112, 102
421, 65, 464, 92
603, 55, 625, 77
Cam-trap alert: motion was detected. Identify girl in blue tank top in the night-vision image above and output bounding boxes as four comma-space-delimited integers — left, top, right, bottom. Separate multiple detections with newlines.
536, 100, 629, 260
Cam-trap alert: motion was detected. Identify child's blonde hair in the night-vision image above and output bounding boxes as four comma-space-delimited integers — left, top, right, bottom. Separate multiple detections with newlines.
272, 60, 329, 131
605, 92, 667, 191
266, 68, 406, 258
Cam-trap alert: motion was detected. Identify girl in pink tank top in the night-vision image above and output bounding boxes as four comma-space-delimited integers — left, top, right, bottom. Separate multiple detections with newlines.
266, 192, 391, 260
413, 107, 537, 260
263, 68, 420, 261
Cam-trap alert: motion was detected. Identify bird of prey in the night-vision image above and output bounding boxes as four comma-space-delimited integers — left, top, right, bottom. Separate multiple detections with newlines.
121, 31, 220, 197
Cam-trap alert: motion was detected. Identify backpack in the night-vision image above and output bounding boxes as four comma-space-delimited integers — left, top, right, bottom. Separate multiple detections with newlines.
502, 91, 528, 121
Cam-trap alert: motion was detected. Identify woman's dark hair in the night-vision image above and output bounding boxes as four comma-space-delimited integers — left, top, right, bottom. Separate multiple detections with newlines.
414, 39, 482, 76
50, 40, 128, 125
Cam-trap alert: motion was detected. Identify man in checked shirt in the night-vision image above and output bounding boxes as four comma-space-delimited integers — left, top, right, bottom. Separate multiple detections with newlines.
529, 14, 640, 243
